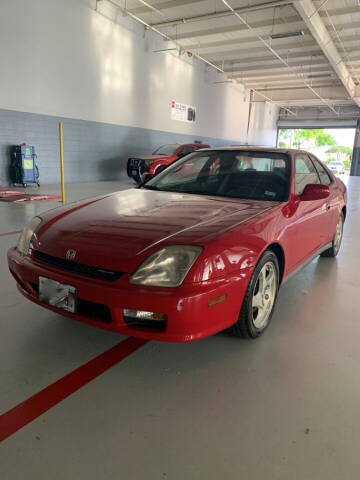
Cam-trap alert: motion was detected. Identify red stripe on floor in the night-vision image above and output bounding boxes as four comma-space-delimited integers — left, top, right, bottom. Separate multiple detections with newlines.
0, 230, 22, 237
0, 337, 148, 443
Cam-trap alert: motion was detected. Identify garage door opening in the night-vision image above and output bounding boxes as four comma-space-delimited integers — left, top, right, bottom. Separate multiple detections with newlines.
277, 128, 355, 177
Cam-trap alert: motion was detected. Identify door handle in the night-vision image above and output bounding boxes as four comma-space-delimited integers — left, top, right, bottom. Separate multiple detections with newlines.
326, 204, 331, 210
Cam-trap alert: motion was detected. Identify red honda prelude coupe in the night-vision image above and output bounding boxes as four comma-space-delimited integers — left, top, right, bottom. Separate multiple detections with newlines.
8, 147, 346, 342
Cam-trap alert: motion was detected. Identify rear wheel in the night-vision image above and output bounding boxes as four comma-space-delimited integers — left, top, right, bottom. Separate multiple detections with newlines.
229, 250, 279, 339
320, 213, 344, 258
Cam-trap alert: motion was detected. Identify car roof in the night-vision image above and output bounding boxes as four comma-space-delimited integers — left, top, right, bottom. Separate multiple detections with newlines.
196, 145, 310, 155
184, 143, 210, 146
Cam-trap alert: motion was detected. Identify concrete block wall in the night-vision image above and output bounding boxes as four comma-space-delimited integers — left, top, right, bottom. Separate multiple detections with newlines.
0, 109, 239, 185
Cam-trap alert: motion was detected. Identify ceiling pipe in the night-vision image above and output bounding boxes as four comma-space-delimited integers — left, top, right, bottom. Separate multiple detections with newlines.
248, 87, 297, 116
294, 0, 360, 107
105, 0, 224, 73
135, 0, 163, 16
97, 0, 297, 117
220, 0, 339, 114
99, 0, 359, 115
151, 0, 295, 28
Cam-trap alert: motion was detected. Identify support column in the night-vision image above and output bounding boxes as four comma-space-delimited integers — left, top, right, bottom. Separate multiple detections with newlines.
351, 118, 360, 176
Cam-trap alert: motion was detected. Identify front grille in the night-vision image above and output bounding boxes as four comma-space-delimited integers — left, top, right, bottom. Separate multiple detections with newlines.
123, 316, 167, 331
129, 158, 140, 167
29, 282, 112, 323
33, 250, 122, 282
127, 158, 144, 177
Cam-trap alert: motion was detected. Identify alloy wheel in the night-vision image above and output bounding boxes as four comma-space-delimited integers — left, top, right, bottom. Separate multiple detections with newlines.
251, 261, 278, 329
334, 215, 343, 254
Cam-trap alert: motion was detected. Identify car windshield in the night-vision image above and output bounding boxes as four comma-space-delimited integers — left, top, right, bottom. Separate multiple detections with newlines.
143, 150, 290, 202
152, 144, 180, 156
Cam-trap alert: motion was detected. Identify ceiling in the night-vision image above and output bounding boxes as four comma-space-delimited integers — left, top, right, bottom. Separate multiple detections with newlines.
110, 0, 360, 123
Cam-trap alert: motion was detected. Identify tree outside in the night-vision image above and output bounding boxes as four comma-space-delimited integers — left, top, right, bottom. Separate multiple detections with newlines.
278, 128, 353, 171
278, 129, 336, 149
326, 146, 353, 169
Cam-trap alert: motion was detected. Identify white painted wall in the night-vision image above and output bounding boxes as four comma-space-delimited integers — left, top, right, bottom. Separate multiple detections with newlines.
0, 0, 278, 144
248, 102, 279, 146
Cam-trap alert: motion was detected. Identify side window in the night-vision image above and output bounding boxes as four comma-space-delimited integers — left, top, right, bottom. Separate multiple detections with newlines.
295, 154, 320, 195
179, 146, 194, 156
311, 156, 332, 186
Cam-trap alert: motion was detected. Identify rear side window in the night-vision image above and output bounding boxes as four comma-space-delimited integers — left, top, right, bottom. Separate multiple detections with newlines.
295, 154, 320, 195
311, 156, 332, 186
180, 145, 195, 155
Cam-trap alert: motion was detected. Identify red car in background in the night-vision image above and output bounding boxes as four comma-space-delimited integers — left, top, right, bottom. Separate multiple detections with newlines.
127, 142, 210, 183
8, 147, 346, 342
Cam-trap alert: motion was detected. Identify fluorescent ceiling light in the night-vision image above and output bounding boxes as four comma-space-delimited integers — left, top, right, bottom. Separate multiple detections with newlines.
270, 31, 304, 39
308, 73, 332, 78
153, 48, 178, 53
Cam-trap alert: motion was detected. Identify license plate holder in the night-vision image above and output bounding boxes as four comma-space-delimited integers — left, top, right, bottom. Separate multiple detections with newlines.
39, 276, 77, 313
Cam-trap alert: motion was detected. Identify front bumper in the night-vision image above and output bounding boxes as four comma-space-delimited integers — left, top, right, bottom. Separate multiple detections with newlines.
127, 159, 148, 182
7, 247, 250, 342
127, 159, 155, 183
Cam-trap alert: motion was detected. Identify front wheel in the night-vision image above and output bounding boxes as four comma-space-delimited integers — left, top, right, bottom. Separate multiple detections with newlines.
320, 213, 344, 258
229, 250, 279, 339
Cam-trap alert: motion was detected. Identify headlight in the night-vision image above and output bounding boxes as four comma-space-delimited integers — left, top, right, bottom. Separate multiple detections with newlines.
17, 216, 42, 255
130, 245, 203, 287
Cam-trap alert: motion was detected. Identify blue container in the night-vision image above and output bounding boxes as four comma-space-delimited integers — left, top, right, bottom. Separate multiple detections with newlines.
10, 145, 39, 186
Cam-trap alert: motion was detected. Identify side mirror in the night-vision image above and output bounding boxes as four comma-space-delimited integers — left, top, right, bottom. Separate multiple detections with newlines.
300, 183, 330, 201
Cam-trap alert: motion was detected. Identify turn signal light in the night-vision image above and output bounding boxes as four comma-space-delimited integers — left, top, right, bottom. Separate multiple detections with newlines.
207, 294, 227, 307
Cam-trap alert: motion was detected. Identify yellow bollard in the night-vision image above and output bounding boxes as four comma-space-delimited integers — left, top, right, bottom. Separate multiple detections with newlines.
58, 122, 66, 203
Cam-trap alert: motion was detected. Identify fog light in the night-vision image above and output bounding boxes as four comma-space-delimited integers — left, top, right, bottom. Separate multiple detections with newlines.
123, 309, 167, 321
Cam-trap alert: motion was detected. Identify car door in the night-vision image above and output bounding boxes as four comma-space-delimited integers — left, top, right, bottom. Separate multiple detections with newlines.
310, 154, 339, 242
292, 153, 329, 266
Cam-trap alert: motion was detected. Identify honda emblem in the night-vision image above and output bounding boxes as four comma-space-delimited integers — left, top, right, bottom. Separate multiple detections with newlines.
66, 249, 77, 261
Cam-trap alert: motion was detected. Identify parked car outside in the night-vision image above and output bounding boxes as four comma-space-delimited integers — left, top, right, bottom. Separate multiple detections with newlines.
328, 161, 345, 175
8, 147, 346, 342
127, 143, 210, 183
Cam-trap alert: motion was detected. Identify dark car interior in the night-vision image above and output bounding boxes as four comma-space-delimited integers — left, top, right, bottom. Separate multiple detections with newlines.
145, 151, 290, 202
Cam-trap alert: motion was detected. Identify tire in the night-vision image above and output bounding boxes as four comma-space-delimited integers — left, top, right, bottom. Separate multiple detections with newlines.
320, 212, 344, 258
229, 250, 279, 339
131, 172, 142, 184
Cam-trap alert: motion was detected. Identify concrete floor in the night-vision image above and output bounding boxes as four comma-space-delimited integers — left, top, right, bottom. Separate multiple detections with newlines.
1, 177, 359, 479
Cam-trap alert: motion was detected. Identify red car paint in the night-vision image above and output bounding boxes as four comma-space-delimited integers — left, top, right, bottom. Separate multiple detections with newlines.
8, 147, 346, 342
127, 143, 210, 183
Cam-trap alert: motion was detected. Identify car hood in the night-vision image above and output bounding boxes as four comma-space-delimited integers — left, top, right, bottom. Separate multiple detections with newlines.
34, 189, 276, 272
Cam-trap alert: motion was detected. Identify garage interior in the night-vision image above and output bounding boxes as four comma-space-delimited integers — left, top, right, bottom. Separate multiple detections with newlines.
1, 0, 360, 478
